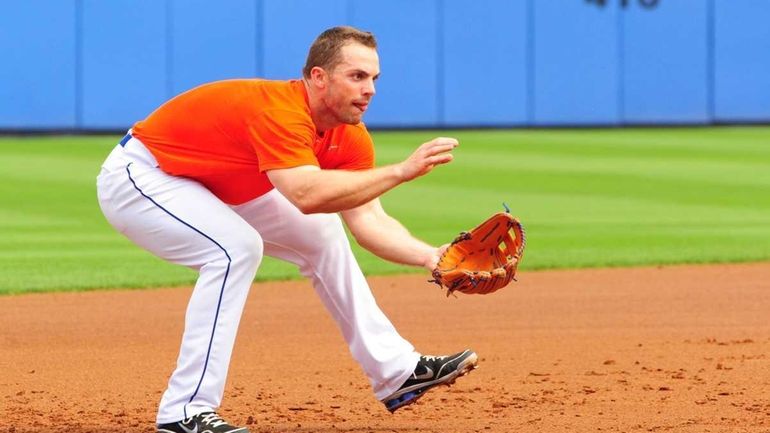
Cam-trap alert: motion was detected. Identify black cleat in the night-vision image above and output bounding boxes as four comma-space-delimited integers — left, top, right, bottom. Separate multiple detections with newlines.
157, 411, 248, 433
382, 349, 478, 412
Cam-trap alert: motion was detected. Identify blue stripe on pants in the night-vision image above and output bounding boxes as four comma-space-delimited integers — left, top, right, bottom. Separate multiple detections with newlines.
125, 162, 232, 419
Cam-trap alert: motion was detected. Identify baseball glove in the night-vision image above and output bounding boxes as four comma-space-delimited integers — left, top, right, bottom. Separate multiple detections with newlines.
431, 211, 526, 296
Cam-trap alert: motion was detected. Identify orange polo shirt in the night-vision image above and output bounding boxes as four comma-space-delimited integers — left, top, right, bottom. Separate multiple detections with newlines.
131, 79, 375, 205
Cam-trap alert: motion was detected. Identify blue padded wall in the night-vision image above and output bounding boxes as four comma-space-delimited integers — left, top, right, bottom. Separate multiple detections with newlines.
170, 0, 259, 95
262, 0, 349, 80
1, 0, 769, 130
532, 1, 621, 125
80, 0, 168, 129
622, 1, 709, 123
714, 0, 770, 121
351, 0, 440, 127
0, 1, 77, 129
441, 1, 528, 126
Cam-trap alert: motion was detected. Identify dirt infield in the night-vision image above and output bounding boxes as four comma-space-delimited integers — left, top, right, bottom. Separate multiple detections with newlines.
2, 263, 770, 433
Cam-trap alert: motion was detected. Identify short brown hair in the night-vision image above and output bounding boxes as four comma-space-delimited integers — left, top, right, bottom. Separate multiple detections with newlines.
302, 26, 377, 78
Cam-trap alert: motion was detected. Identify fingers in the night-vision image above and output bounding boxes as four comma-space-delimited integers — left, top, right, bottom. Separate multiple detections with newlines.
424, 144, 457, 158
422, 137, 459, 154
429, 137, 460, 147
398, 136, 459, 182
423, 138, 457, 166
425, 152, 453, 166
420, 137, 458, 162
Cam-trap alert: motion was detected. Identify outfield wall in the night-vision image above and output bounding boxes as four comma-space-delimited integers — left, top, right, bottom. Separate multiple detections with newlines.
1, 0, 768, 130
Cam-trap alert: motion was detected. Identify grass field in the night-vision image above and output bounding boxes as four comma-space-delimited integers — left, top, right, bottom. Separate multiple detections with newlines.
1, 127, 769, 294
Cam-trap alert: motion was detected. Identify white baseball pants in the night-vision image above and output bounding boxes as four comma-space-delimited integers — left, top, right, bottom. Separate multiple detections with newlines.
96, 135, 419, 424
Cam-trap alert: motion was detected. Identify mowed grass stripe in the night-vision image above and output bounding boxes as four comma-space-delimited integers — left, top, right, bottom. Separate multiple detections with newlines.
1, 127, 769, 294
370, 127, 770, 272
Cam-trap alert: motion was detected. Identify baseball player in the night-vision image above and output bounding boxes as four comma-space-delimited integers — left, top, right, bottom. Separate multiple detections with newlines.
96, 26, 478, 433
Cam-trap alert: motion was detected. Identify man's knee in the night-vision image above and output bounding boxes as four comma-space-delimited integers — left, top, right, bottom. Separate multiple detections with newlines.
228, 230, 264, 269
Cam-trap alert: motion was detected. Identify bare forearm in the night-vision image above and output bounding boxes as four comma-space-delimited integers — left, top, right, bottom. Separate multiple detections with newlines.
352, 214, 435, 268
289, 165, 403, 214
267, 137, 459, 214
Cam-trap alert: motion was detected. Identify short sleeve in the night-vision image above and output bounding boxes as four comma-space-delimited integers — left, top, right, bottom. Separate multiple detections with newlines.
249, 109, 319, 172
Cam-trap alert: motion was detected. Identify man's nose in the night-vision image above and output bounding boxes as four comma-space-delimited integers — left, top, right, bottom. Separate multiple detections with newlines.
364, 79, 376, 96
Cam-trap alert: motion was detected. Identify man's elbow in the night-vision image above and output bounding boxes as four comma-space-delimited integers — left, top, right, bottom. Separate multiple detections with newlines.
268, 168, 325, 214
350, 231, 373, 250
291, 195, 319, 214
288, 193, 327, 214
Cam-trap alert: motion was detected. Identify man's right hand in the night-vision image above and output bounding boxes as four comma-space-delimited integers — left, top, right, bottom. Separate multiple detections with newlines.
396, 137, 459, 181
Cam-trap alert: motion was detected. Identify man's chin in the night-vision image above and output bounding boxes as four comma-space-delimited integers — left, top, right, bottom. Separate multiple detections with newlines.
338, 114, 364, 125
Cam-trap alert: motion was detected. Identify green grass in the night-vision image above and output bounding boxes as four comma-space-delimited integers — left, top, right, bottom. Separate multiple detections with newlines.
1, 127, 769, 294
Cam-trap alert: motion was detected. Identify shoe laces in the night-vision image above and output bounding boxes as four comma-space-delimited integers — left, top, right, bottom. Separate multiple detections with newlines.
198, 412, 228, 428
422, 354, 448, 362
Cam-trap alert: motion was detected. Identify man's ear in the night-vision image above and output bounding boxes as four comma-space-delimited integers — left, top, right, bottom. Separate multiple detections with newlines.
309, 66, 328, 90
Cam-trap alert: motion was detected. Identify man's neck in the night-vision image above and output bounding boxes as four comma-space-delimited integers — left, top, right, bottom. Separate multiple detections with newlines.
302, 79, 340, 133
